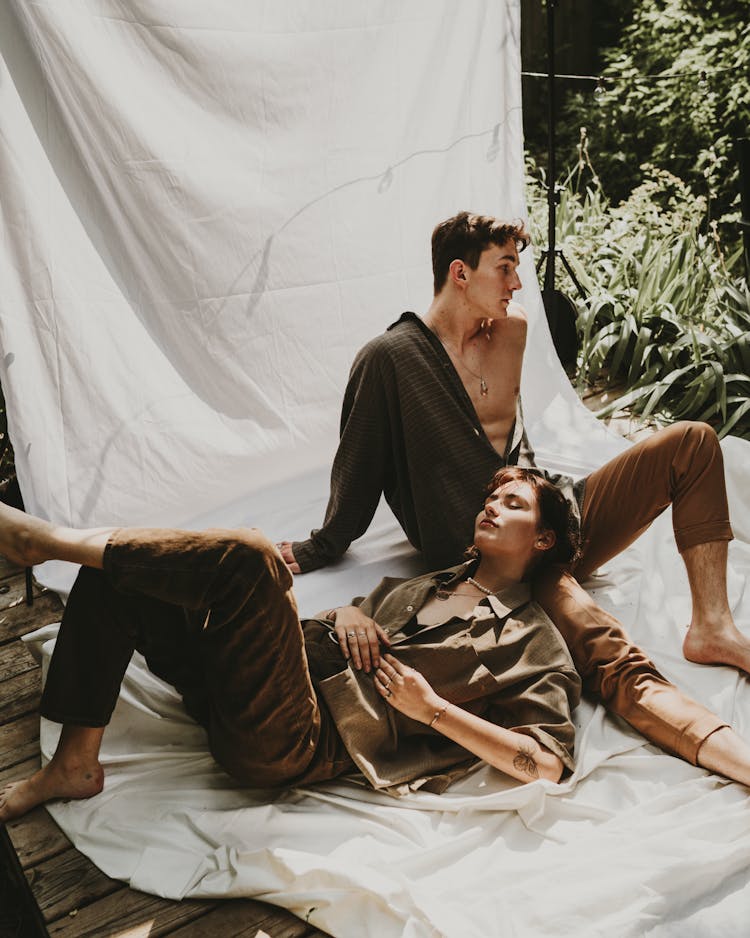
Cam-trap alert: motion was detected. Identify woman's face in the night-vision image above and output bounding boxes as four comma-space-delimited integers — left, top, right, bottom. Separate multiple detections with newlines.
473, 479, 545, 560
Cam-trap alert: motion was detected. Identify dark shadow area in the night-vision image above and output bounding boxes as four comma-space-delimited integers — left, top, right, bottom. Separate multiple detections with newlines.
0, 828, 49, 938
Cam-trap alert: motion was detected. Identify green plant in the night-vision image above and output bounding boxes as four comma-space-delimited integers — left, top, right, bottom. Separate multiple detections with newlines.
525, 143, 750, 440
561, 0, 750, 241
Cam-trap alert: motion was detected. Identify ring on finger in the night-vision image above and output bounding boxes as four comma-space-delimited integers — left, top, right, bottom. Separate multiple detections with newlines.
347, 631, 355, 638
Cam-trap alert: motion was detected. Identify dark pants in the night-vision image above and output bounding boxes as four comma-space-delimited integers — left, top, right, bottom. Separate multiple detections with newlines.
41, 528, 353, 788
536, 422, 732, 764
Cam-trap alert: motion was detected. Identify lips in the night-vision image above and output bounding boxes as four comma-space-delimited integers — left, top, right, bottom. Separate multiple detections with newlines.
479, 518, 497, 528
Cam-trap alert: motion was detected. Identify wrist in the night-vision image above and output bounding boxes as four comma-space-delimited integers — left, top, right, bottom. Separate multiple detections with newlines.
427, 699, 449, 728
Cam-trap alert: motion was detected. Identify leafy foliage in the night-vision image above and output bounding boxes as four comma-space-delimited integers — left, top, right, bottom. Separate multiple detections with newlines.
526, 142, 750, 440
560, 0, 750, 237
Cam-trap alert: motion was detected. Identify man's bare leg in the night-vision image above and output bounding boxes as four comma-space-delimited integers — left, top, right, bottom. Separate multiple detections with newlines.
578, 422, 747, 673
0, 725, 106, 822
0, 502, 113, 570
682, 540, 750, 672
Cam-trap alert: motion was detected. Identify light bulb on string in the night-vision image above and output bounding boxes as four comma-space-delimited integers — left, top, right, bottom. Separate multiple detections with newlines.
594, 78, 607, 102
698, 70, 708, 92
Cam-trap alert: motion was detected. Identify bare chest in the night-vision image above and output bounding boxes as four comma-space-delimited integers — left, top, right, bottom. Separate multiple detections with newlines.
416, 592, 481, 627
447, 340, 523, 455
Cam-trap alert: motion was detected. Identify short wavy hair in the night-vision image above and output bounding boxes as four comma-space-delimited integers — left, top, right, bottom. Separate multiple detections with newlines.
469, 466, 581, 574
431, 211, 530, 294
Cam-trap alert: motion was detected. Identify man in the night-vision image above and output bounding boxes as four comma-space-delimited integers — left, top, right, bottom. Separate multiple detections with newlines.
279, 211, 750, 782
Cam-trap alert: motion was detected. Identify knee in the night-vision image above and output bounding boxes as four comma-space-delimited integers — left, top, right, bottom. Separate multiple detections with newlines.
671, 420, 719, 452
214, 529, 293, 594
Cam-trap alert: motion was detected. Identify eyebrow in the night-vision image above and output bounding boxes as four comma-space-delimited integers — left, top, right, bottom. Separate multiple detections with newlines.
497, 253, 518, 264
487, 489, 530, 505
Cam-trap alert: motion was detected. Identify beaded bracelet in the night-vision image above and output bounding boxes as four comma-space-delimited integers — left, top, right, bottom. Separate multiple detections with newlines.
429, 704, 448, 728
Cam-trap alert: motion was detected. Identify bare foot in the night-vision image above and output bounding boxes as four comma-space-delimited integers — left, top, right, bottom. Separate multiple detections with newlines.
0, 502, 56, 567
683, 621, 750, 673
0, 759, 104, 823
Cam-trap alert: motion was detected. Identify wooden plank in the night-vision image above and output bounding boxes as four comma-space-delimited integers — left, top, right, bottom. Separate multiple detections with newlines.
25, 846, 122, 922
0, 572, 36, 612
166, 899, 317, 938
47, 888, 217, 937
0, 755, 40, 786
0, 639, 39, 683
0, 666, 41, 723
0, 554, 19, 580
0, 713, 40, 767
0, 587, 62, 644
6, 806, 70, 869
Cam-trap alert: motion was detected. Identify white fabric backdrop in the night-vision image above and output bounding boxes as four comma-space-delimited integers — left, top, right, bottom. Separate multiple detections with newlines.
3, 2, 750, 936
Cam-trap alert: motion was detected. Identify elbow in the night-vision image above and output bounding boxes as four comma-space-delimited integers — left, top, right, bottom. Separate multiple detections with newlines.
507, 747, 564, 785
540, 756, 564, 784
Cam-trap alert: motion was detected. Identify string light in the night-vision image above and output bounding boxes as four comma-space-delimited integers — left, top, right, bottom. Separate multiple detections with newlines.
593, 77, 607, 101
522, 65, 739, 87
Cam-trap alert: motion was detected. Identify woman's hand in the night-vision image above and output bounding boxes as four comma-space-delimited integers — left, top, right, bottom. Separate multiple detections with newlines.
332, 606, 391, 672
374, 654, 444, 724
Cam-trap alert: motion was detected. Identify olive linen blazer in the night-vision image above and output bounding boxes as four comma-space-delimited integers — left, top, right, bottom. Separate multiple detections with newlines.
306, 562, 581, 794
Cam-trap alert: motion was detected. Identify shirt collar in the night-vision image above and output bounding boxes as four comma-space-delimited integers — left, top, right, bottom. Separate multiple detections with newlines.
430, 561, 532, 618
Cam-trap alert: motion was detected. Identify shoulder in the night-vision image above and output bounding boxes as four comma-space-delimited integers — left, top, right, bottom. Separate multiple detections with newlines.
507, 600, 577, 672
497, 303, 528, 343
485, 304, 526, 360
506, 301, 528, 330
352, 314, 426, 370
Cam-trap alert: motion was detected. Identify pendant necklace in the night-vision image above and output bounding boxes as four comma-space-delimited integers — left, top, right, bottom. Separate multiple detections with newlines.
436, 333, 489, 397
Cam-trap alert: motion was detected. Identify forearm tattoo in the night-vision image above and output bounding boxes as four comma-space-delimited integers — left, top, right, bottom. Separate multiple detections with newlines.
513, 745, 539, 779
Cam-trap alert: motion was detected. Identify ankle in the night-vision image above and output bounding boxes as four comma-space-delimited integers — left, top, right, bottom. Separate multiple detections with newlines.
45, 756, 104, 796
688, 611, 736, 635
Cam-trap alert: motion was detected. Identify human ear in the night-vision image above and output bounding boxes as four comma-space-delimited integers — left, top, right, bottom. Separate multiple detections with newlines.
449, 259, 467, 285
535, 529, 556, 552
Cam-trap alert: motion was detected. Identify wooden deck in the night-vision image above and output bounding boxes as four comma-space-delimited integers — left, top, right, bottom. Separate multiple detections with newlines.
0, 557, 330, 938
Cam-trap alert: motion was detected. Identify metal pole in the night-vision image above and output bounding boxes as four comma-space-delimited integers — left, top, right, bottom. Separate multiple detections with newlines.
545, 0, 557, 293
738, 137, 750, 283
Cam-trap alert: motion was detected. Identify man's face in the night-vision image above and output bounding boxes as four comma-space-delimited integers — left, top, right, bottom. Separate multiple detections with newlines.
463, 241, 522, 318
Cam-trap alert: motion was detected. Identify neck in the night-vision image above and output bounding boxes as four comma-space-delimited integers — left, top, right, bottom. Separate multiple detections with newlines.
424, 296, 486, 350
472, 555, 527, 592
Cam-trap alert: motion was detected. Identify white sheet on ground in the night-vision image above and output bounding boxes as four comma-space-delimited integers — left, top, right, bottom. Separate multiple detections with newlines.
3, 2, 750, 936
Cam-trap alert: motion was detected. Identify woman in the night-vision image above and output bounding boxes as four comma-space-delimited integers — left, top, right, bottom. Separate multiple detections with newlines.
0, 467, 581, 822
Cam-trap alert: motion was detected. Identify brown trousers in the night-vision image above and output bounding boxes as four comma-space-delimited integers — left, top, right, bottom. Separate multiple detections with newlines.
536, 421, 732, 763
40, 528, 353, 788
